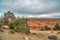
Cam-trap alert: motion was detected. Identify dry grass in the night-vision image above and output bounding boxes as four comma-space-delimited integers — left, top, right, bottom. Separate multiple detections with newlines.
0, 29, 60, 40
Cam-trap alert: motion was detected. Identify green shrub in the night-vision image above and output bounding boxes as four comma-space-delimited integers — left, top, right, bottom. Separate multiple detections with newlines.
44, 25, 51, 30
14, 25, 21, 32
14, 25, 30, 33
54, 23, 60, 30
0, 21, 3, 30
12, 18, 30, 33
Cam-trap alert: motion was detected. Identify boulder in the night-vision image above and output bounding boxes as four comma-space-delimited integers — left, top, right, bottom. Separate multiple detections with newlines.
2, 25, 10, 29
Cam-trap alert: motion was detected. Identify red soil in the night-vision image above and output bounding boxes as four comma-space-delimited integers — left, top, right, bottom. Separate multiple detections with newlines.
27, 18, 60, 31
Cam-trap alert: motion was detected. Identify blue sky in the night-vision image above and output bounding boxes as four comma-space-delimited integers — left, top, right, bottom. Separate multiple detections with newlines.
0, 0, 60, 18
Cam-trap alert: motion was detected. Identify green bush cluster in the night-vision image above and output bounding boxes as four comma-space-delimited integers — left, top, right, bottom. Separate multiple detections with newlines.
0, 11, 30, 34
11, 18, 30, 33
43, 23, 60, 30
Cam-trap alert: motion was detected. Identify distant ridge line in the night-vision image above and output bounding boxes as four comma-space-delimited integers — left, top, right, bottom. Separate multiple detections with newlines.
28, 18, 60, 21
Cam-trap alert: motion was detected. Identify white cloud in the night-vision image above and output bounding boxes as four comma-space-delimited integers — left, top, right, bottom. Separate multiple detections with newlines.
15, 12, 60, 18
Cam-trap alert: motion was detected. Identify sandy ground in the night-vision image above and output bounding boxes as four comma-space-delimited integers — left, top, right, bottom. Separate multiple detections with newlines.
0, 29, 60, 40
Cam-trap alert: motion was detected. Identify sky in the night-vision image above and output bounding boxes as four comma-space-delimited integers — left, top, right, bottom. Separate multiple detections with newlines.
0, 0, 60, 18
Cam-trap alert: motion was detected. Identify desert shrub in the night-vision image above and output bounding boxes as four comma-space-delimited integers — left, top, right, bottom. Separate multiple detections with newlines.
30, 33, 37, 35
9, 30, 14, 34
14, 25, 30, 33
0, 21, 3, 29
0, 29, 3, 32
0, 21, 3, 32
54, 23, 60, 30
12, 18, 30, 33
48, 35, 57, 40
57, 32, 60, 34
14, 25, 22, 32
44, 25, 51, 30
3, 11, 15, 28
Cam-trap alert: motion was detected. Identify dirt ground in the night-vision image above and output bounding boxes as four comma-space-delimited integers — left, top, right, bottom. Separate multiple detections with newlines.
0, 29, 60, 40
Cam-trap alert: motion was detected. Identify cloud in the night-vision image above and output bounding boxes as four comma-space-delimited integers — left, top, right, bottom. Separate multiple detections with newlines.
14, 12, 60, 18
10, 0, 59, 14
0, 0, 60, 18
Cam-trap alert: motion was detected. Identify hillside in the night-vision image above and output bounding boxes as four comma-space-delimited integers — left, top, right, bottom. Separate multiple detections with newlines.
28, 18, 60, 31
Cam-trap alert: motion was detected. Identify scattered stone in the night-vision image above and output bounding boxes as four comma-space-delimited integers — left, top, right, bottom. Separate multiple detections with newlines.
2, 25, 9, 29
24, 36, 29, 40
30, 33, 38, 35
